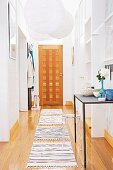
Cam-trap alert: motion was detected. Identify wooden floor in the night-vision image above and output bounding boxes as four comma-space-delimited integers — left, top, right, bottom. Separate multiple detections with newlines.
0, 106, 113, 170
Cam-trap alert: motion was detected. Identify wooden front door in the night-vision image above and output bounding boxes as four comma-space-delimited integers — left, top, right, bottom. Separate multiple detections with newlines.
39, 45, 63, 106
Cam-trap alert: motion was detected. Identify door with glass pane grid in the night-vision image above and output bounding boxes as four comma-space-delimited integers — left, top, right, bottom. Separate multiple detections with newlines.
39, 45, 63, 106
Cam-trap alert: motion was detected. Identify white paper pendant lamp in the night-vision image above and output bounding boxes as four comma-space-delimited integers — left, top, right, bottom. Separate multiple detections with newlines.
25, 0, 65, 34
25, 0, 74, 40
49, 11, 74, 38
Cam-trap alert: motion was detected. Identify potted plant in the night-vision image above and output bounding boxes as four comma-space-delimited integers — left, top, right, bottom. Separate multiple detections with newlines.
96, 68, 109, 98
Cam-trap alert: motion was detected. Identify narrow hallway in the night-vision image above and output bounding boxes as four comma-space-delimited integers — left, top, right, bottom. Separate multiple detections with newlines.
1, 0, 113, 169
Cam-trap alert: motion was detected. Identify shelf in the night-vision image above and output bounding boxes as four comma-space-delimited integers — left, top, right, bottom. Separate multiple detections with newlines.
85, 38, 91, 44
92, 12, 113, 35
92, 23, 104, 35
104, 12, 113, 23
104, 57, 113, 63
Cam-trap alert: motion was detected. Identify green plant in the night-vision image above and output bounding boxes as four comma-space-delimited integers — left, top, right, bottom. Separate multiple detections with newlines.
96, 68, 108, 81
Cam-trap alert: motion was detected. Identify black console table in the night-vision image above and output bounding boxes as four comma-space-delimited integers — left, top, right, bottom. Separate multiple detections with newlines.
74, 94, 113, 168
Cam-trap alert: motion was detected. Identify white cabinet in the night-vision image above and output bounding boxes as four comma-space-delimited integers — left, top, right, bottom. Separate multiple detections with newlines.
74, 0, 111, 138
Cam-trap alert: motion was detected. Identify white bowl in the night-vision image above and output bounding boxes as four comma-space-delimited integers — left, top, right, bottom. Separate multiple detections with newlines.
93, 89, 100, 92
81, 88, 94, 96
93, 91, 99, 97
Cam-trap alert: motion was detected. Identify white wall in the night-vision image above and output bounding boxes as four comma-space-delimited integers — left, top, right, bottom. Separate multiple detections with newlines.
17, 0, 29, 112
8, 55, 19, 129
17, 0, 29, 39
63, 34, 73, 104
8, 0, 29, 130
8, 0, 19, 130
18, 28, 28, 111
0, 0, 10, 141
33, 43, 39, 97
0, 0, 29, 141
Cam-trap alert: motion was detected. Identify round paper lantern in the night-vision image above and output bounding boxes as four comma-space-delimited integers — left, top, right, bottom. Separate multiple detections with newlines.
49, 11, 74, 39
24, 0, 66, 34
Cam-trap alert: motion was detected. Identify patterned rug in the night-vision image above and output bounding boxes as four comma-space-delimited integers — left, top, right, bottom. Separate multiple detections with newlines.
27, 142, 77, 168
39, 115, 65, 125
34, 126, 70, 141
40, 109, 63, 115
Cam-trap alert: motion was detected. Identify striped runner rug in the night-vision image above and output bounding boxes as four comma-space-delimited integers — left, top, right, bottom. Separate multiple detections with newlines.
34, 126, 70, 141
39, 115, 65, 125
27, 142, 77, 168
40, 109, 63, 115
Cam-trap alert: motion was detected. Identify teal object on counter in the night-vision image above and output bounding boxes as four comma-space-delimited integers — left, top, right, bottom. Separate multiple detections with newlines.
98, 80, 105, 98
106, 89, 113, 101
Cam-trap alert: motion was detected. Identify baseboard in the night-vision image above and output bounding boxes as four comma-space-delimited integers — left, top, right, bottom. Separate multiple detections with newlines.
104, 129, 113, 148
65, 101, 73, 106
10, 120, 19, 140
